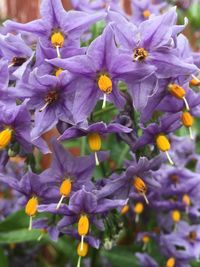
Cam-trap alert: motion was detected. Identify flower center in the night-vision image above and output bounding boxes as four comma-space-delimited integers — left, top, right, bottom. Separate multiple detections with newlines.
134, 202, 144, 214
77, 242, 89, 257
166, 257, 175, 267
133, 48, 148, 61
133, 177, 149, 204
25, 196, 38, 216
120, 204, 129, 215
156, 134, 170, 152
170, 174, 179, 185
51, 31, 64, 48
98, 74, 112, 94
181, 111, 194, 127
10, 56, 27, 67
188, 231, 197, 241
0, 128, 12, 149
54, 68, 63, 77
78, 215, 89, 237
87, 133, 102, 166
39, 90, 59, 112
171, 210, 181, 223
143, 9, 151, 18
182, 194, 191, 206
168, 83, 190, 111
60, 179, 72, 197
142, 235, 150, 244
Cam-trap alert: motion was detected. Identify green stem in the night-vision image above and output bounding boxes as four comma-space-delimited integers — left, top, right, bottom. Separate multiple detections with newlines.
92, 106, 116, 118
80, 136, 86, 156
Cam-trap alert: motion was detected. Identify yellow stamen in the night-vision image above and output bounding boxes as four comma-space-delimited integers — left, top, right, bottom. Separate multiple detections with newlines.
166, 257, 175, 267
134, 202, 144, 214
88, 133, 101, 166
190, 75, 200, 86
168, 84, 190, 111
181, 112, 194, 127
56, 179, 72, 209
98, 74, 112, 94
25, 197, 38, 231
134, 202, 144, 223
182, 194, 191, 206
55, 68, 63, 77
78, 215, 89, 251
181, 111, 194, 139
171, 210, 181, 223
142, 235, 150, 244
143, 9, 151, 18
156, 134, 174, 165
133, 177, 149, 204
77, 242, 89, 267
0, 128, 12, 149
51, 31, 64, 58
120, 204, 129, 215
51, 31, 64, 48
133, 48, 148, 61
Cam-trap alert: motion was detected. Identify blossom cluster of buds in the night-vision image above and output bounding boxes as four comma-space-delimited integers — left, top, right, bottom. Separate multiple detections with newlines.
0, 0, 200, 267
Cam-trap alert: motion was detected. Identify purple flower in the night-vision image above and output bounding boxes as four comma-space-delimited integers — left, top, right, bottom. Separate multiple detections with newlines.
4, 0, 105, 58
47, 24, 153, 116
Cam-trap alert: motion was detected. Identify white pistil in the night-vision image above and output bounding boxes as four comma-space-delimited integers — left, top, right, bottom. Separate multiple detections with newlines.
94, 152, 99, 166
37, 233, 44, 241
189, 127, 194, 140
8, 63, 14, 68
77, 256, 81, 267
183, 96, 190, 111
102, 94, 107, 109
39, 101, 49, 112
192, 74, 200, 82
142, 193, 149, 205
56, 195, 65, 210
56, 46, 61, 58
135, 214, 139, 223
165, 151, 174, 165
28, 216, 33, 231
80, 235, 85, 251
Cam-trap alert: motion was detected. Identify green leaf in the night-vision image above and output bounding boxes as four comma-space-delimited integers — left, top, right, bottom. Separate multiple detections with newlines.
0, 229, 40, 244
101, 247, 140, 267
0, 210, 29, 232
0, 247, 9, 267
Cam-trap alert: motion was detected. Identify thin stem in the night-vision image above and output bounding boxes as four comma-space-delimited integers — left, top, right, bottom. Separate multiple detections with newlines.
102, 94, 107, 109
189, 127, 194, 140
28, 216, 33, 231
183, 96, 190, 111
56, 46, 61, 58
165, 151, 174, 165
80, 235, 84, 251
81, 136, 86, 156
39, 101, 49, 112
8, 63, 14, 68
142, 193, 149, 205
77, 256, 81, 267
56, 195, 65, 210
135, 214, 139, 223
92, 105, 116, 117
94, 152, 100, 166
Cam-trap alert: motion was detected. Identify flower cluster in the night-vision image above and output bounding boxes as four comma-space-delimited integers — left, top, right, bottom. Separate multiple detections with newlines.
0, 0, 200, 267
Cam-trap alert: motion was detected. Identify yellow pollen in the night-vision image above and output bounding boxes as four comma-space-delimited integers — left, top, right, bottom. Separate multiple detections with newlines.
134, 48, 148, 61
181, 112, 194, 127
88, 133, 101, 152
171, 210, 181, 223
55, 68, 63, 77
142, 235, 150, 244
60, 179, 72, 197
0, 128, 12, 149
78, 215, 89, 236
120, 204, 129, 215
190, 78, 200, 86
77, 242, 89, 257
98, 75, 112, 94
156, 134, 170, 152
134, 202, 144, 214
25, 197, 38, 216
51, 31, 64, 48
143, 9, 151, 18
133, 177, 147, 194
166, 257, 175, 267
182, 194, 191, 206
168, 84, 185, 99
